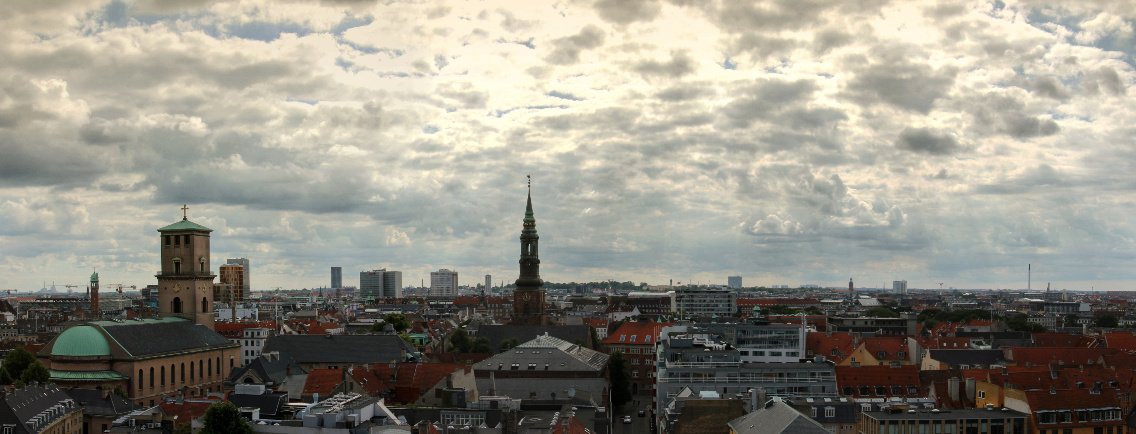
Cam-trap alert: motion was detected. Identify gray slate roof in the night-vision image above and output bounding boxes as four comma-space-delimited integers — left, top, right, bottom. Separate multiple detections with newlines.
228, 392, 288, 417
0, 384, 80, 434
477, 333, 608, 372
227, 352, 305, 386
93, 318, 235, 357
728, 400, 831, 434
476, 324, 592, 351
65, 388, 136, 418
262, 334, 418, 365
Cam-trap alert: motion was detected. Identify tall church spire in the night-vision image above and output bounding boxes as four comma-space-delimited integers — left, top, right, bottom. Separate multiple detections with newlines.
513, 176, 545, 325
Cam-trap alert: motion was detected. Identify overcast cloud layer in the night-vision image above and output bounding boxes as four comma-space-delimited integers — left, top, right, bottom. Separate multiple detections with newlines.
1, 0, 1134, 292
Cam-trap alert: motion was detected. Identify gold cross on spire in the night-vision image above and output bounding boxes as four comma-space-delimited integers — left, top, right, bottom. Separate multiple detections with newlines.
181, 204, 189, 220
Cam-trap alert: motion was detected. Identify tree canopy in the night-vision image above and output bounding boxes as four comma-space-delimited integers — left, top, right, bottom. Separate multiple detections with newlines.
608, 352, 632, 407
200, 401, 253, 434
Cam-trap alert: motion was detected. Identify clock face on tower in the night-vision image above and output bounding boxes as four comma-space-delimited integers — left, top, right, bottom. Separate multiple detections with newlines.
520, 292, 532, 302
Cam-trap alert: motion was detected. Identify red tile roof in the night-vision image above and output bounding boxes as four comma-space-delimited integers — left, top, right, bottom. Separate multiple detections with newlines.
369, 363, 466, 404
861, 336, 908, 361
806, 331, 855, 362
602, 321, 670, 346
213, 321, 277, 338
835, 365, 921, 398
1103, 331, 1136, 351
1008, 347, 1117, 367
1032, 333, 1094, 347
303, 368, 344, 398
159, 399, 217, 426
348, 367, 388, 396
1022, 388, 1123, 411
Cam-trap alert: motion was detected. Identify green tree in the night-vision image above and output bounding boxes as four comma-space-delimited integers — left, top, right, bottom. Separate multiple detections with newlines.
608, 352, 632, 407
3, 348, 36, 381
864, 307, 900, 318
384, 314, 410, 333
471, 337, 492, 353
18, 361, 49, 385
499, 338, 520, 352
200, 401, 253, 434
0, 367, 13, 385
1096, 314, 1119, 328
450, 329, 472, 353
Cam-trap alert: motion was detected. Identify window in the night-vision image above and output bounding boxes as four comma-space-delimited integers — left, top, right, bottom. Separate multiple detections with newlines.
149, 367, 154, 387
619, 335, 625, 342
138, 370, 143, 390
160, 366, 165, 386
170, 364, 175, 384
811, 407, 817, 418
216, 357, 221, 375
978, 390, 986, 399
825, 407, 836, 418
181, 363, 185, 382
630, 335, 636, 343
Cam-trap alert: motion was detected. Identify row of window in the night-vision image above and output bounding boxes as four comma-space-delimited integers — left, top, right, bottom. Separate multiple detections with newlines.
810, 406, 838, 418
1037, 409, 1122, 424
163, 235, 193, 246
843, 385, 920, 396
617, 334, 653, 343
136, 356, 232, 392
740, 350, 801, 357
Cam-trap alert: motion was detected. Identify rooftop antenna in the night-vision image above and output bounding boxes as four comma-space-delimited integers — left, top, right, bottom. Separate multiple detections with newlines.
1028, 264, 1031, 291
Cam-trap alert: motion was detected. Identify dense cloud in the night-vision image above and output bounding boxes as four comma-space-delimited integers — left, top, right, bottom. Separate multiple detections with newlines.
0, 0, 1134, 291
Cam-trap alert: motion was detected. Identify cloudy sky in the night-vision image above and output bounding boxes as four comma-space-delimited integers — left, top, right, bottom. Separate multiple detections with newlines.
1, 0, 1133, 293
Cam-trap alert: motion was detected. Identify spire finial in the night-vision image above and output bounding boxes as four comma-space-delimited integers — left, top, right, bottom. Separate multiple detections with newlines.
181, 204, 189, 220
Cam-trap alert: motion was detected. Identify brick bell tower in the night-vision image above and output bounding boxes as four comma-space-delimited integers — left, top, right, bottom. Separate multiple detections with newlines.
156, 205, 215, 330
512, 176, 547, 325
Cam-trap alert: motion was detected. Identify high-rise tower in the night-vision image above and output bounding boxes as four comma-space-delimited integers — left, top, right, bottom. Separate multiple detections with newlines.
512, 177, 546, 325
156, 206, 216, 330
89, 271, 100, 318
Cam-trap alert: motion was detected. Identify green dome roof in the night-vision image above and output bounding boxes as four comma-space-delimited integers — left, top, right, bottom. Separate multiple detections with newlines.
51, 326, 111, 357
157, 218, 212, 232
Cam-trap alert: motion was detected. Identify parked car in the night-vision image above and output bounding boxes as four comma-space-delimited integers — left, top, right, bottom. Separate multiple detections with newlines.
638, 410, 646, 417
622, 416, 632, 424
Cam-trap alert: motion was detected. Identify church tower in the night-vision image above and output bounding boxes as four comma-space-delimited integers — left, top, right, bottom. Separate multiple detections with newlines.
512, 177, 546, 325
156, 206, 216, 330
89, 271, 100, 319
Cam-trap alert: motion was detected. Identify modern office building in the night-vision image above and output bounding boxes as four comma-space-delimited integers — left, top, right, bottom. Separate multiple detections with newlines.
654, 327, 837, 421
892, 280, 908, 294
674, 287, 737, 318
858, 407, 1027, 434
360, 269, 402, 300
485, 274, 491, 290
331, 267, 342, 289
217, 263, 246, 303
430, 269, 459, 298
728, 276, 743, 289
700, 320, 807, 363
226, 258, 250, 291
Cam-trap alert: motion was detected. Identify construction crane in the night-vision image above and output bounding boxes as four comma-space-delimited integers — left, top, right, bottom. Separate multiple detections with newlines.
63, 284, 81, 294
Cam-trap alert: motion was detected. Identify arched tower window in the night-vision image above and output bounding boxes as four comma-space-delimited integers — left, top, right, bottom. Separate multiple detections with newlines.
173, 259, 181, 275
172, 297, 183, 313
199, 257, 205, 273
201, 297, 208, 313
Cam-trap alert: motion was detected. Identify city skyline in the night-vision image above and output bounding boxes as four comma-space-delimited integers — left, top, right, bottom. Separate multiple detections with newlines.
1, 1, 1134, 291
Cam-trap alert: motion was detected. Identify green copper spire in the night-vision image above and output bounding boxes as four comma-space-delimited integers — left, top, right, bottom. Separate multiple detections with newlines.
524, 175, 535, 223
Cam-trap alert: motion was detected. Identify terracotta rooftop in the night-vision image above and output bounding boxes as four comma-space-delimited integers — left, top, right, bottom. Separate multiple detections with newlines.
602, 321, 670, 346
835, 365, 921, 398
